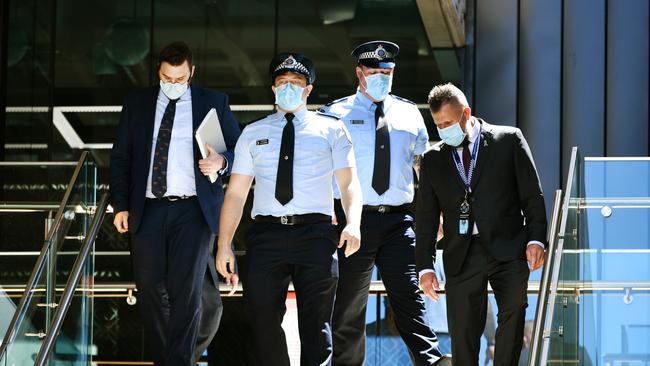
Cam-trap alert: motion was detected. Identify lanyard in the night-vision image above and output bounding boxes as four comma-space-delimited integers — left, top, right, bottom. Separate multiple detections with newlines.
451, 125, 481, 191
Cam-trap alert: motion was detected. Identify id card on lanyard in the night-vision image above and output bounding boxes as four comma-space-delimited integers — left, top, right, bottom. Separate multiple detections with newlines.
451, 125, 481, 235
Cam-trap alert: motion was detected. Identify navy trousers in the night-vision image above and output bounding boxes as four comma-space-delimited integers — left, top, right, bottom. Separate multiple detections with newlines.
131, 197, 214, 366
243, 221, 339, 366
332, 201, 443, 366
194, 256, 224, 361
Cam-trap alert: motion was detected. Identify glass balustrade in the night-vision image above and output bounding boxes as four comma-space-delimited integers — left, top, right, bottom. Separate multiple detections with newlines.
0, 153, 97, 365
534, 150, 650, 365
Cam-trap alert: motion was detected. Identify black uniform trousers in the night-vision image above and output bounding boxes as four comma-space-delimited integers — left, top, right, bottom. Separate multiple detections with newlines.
332, 202, 443, 366
131, 197, 213, 366
244, 220, 339, 366
445, 237, 529, 366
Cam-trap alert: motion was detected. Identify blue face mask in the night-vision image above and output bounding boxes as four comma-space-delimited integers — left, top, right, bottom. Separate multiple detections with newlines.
437, 112, 467, 147
275, 82, 305, 111
364, 73, 392, 101
160, 80, 188, 100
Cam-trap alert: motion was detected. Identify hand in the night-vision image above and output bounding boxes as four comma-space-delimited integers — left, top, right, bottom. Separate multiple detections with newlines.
419, 272, 440, 301
225, 273, 239, 297
338, 224, 360, 257
198, 144, 225, 176
216, 245, 238, 296
113, 211, 129, 233
485, 345, 495, 361
526, 244, 545, 272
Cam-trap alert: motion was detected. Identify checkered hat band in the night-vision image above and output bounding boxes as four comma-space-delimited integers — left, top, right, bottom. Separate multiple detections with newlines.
274, 62, 309, 75
358, 51, 394, 60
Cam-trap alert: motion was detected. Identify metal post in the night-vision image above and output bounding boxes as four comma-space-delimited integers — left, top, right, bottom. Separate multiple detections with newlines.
529, 189, 563, 365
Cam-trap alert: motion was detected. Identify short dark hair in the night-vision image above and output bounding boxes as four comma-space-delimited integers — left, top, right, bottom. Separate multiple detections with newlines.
158, 41, 193, 70
427, 83, 469, 113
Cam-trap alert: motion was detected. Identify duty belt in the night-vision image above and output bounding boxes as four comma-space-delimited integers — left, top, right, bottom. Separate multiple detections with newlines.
254, 213, 332, 225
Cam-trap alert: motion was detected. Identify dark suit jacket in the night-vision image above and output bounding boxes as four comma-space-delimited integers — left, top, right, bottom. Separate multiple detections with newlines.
109, 85, 241, 234
415, 120, 547, 276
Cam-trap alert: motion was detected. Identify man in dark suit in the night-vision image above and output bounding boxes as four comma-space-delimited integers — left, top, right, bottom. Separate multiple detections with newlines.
109, 41, 240, 365
415, 83, 547, 366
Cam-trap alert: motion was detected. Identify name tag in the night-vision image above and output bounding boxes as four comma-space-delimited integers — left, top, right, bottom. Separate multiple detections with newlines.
350, 120, 365, 125
256, 139, 269, 146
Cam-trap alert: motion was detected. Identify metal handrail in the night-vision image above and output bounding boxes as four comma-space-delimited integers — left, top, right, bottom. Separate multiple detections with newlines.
0, 152, 91, 359
34, 193, 109, 365
0, 161, 78, 166
5, 279, 650, 296
0, 202, 110, 213
537, 146, 580, 365
529, 189, 563, 365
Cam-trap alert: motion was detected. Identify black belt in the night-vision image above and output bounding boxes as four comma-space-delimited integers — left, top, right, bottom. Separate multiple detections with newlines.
362, 204, 410, 214
254, 213, 331, 226
147, 195, 196, 202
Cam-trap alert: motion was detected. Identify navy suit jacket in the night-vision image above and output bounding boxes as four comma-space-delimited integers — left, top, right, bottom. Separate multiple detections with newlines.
109, 85, 241, 234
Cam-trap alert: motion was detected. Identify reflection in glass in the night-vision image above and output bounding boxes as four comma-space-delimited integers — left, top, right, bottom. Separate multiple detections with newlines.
537, 154, 650, 365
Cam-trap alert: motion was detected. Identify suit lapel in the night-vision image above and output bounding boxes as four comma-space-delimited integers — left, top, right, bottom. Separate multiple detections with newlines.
470, 119, 492, 191
442, 143, 467, 191
191, 85, 205, 133
143, 86, 159, 163
190, 85, 205, 163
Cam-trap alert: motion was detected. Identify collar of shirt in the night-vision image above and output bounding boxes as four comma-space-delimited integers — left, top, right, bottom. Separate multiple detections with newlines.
354, 89, 393, 113
455, 117, 482, 171
464, 116, 480, 146
456, 116, 481, 151
273, 106, 308, 125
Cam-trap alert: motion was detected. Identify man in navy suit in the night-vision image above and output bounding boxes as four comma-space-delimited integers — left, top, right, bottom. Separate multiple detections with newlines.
109, 41, 241, 365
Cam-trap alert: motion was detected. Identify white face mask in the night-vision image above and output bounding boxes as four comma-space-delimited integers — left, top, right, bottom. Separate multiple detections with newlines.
160, 80, 188, 100
437, 111, 467, 147
364, 73, 392, 101
274, 82, 306, 111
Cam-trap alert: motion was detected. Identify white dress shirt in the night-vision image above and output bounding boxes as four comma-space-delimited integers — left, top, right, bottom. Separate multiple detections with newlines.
320, 91, 429, 205
145, 88, 197, 198
231, 107, 355, 218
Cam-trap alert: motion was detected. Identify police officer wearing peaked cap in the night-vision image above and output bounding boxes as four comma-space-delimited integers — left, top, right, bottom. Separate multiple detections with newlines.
215, 52, 363, 366
320, 40, 450, 366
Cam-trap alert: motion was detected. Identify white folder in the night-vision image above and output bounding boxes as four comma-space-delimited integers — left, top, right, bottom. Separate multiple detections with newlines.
195, 108, 227, 183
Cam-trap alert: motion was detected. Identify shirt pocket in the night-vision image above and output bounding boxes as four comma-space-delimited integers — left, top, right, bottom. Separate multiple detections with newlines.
345, 119, 374, 146
251, 139, 280, 177
296, 136, 331, 176
389, 123, 419, 190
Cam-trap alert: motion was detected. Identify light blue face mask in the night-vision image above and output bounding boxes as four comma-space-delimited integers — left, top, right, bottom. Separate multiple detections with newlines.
364, 73, 392, 101
275, 82, 305, 111
437, 111, 467, 147
160, 80, 188, 100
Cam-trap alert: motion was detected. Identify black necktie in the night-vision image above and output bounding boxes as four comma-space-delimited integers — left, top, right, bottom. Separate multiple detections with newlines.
275, 113, 295, 205
151, 98, 179, 198
372, 101, 390, 195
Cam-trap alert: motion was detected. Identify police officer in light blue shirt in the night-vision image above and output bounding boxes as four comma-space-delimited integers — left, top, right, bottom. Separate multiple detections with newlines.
215, 52, 363, 366
319, 40, 449, 366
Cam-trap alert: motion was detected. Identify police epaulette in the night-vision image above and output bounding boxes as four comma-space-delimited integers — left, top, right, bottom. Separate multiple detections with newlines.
391, 94, 416, 105
321, 96, 348, 107
316, 111, 340, 120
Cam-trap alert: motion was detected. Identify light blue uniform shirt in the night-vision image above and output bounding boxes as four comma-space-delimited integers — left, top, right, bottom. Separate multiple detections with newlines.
231, 107, 355, 218
320, 91, 428, 206
146, 88, 196, 198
